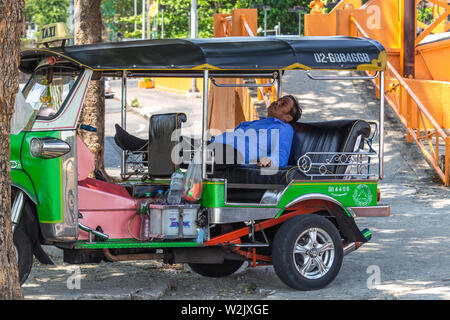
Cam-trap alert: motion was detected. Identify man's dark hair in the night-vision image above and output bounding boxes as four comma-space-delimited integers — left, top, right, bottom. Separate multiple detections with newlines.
285, 95, 302, 124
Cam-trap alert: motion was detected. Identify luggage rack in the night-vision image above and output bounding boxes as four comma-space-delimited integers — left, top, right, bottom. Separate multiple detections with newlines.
296, 150, 378, 180
123, 150, 148, 177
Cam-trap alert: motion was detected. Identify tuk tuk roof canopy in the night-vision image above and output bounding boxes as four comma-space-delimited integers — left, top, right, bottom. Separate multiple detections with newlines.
20, 36, 386, 74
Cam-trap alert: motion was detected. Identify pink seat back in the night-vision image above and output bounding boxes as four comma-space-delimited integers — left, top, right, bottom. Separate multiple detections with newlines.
77, 135, 95, 181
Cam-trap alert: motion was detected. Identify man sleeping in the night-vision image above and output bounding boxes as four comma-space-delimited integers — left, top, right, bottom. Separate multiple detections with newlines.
211, 95, 302, 168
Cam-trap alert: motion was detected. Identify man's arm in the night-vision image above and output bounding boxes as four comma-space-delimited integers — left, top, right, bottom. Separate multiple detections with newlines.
258, 123, 294, 168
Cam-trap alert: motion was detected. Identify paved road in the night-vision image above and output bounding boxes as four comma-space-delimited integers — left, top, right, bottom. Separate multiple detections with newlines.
22, 71, 450, 300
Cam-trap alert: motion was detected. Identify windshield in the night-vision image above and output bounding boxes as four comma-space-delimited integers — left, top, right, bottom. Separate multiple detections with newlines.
22, 66, 80, 119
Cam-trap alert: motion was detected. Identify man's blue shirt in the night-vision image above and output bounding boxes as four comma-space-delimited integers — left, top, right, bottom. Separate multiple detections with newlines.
212, 117, 294, 167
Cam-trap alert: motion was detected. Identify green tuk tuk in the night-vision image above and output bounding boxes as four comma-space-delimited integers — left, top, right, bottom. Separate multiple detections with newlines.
11, 24, 388, 291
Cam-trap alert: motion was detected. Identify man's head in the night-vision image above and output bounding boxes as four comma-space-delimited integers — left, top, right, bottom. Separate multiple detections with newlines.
267, 95, 302, 124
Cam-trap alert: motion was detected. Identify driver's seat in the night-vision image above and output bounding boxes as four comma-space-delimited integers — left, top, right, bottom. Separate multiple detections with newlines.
148, 112, 187, 177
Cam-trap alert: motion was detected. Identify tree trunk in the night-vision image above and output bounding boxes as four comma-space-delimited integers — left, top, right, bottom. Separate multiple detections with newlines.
74, 0, 110, 180
0, 0, 25, 299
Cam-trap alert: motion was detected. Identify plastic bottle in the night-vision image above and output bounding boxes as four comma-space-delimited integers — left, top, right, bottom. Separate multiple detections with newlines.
196, 227, 205, 245
139, 204, 151, 240
167, 170, 184, 204
154, 189, 165, 204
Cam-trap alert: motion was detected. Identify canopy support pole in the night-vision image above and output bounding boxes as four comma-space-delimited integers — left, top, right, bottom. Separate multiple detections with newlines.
379, 71, 385, 179
277, 70, 282, 99
202, 69, 209, 180
120, 71, 127, 179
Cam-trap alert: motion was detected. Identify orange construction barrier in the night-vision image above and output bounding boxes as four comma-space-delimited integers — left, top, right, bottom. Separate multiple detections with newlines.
305, 0, 450, 186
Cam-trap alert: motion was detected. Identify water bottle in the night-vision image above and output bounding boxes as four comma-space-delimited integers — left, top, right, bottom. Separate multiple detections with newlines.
167, 170, 184, 204
196, 227, 206, 245
139, 203, 151, 240
154, 189, 165, 204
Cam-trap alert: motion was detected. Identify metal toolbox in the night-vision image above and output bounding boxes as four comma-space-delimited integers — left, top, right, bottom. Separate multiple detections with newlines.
148, 204, 200, 239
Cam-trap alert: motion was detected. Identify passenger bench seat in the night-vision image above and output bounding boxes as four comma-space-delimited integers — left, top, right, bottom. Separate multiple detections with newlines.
213, 119, 371, 184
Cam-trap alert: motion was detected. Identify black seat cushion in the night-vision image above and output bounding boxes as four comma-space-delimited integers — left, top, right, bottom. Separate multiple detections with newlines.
114, 124, 148, 152
213, 164, 308, 185
148, 113, 187, 177
212, 119, 371, 185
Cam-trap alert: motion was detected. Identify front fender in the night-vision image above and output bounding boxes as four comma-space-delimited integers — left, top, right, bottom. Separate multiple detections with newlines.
11, 169, 38, 205
282, 193, 367, 243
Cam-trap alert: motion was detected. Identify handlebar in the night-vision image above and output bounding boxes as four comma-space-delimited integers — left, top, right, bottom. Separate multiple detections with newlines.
78, 124, 97, 132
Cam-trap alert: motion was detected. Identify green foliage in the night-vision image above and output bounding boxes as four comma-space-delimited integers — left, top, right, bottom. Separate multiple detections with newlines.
131, 98, 140, 108
103, 0, 313, 40
417, 7, 434, 25
25, 0, 70, 30
235, 0, 311, 35
101, 0, 143, 39
25, 0, 322, 41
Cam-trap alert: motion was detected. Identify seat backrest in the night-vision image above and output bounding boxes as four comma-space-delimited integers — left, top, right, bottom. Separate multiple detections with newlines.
148, 113, 187, 177
289, 120, 371, 175
77, 135, 95, 181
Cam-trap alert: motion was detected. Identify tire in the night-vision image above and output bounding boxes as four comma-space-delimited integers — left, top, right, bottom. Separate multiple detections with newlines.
272, 214, 343, 291
188, 260, 244, 278
13, 227, 34, 285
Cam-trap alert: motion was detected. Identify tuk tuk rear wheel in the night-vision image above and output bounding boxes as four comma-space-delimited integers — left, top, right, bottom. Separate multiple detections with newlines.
13, 227, 34, 285
188, 260, 244, 278
272, 214, 343, 291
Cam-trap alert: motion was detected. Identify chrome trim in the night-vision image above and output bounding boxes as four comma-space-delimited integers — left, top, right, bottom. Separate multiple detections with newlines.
347, 205, 390, 217
343, 242, 361, 256
346, 207, 357, 218
208, 207, 280, 224
30, 137, 71, 159
285, 193, 347, 210
305, 70, 380, 80
121, 71, 127, 179
379, 71, 385, 179
296, 151, 378, 179
223, 179, 286, 206
40, 131, 78, 242
78, 222, 109, 241
11, 190, 25, 232
210, 77, 276, 88
277, 69, 282, 99
202, 70, 209, 180
124, 72, 277, 78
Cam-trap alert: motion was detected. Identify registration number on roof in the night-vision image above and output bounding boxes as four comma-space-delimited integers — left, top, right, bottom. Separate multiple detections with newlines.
313, 52, 371, 64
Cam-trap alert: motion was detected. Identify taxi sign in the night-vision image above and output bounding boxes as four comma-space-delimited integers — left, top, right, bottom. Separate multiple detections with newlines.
37, 23, 73, 45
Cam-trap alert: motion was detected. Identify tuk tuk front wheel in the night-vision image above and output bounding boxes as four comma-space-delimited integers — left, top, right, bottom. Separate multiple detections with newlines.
272, 214, 343, 291
13, 227, 34, 285
188, 260, 244, 278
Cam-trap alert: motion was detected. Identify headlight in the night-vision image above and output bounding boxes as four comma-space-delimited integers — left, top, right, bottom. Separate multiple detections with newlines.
29, 138, 43, 157
29, 137, 70, 159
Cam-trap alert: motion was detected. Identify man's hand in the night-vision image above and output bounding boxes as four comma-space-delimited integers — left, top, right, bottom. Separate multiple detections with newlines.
257, 157, 273, 168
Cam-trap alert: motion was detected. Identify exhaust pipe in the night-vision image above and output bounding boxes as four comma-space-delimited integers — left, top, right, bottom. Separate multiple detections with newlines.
343, 228, 372, 256
78, 222, 109, 241
103, 249, 164, 262
343, 242, 363, 256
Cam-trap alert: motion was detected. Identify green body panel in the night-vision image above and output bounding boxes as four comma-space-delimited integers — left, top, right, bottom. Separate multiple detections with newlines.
277, 180, 378, 209
10, 132, 24, 169
74, 239, 200, 249
200, 181, 225, 207
11, 170, 38, 203
198, 179, 377, 209
10, 132, 37, 203
13, 131, 65, 223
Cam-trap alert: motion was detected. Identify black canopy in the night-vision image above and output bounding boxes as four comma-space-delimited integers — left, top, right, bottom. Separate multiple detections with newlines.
20, 36, 386, 74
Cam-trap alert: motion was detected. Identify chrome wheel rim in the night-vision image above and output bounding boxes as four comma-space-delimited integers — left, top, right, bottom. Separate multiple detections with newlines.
293, 227, 335, 280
